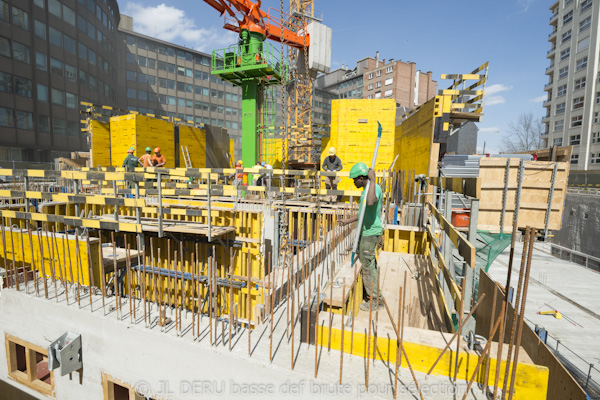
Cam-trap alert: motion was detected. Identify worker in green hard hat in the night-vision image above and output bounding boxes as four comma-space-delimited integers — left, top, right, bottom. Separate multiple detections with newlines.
340, 162, 384, 311
122, 147, 139, 171
138, 147, 154, 167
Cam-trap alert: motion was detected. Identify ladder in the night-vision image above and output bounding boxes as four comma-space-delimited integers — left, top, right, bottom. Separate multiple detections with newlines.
181, 145, 192, 168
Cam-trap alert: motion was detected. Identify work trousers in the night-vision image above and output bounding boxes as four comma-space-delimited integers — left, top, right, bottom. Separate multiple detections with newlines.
359, 234, 384, 303
323, 176, 341, 202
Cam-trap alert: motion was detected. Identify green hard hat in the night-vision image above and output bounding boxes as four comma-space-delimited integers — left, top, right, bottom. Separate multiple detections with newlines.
349, 162, 368, 179
145, 147, 152, 152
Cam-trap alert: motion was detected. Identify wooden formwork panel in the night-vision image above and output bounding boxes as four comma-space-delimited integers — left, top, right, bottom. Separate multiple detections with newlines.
477, 158, 568, 232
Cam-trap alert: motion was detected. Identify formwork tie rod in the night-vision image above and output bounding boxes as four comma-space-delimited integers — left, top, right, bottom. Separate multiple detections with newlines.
132, 265, 245, 288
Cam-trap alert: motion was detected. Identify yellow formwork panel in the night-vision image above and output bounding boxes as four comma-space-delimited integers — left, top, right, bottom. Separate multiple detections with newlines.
325, 99, 397, 191
90, 120, 111, 168
229, 139, 235, 167
317, 324, 549, 400
179, 125, 206, 168
0, 228, 101, 287
110, 114, 176, 168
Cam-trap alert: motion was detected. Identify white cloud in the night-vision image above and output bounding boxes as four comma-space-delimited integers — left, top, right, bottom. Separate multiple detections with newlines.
124, 3, 237, 52
484, 84, 512, 106
517, 0, 536, 13
529, 95, 547, 103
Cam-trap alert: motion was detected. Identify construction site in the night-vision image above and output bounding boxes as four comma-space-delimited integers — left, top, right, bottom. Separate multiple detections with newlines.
0, 1, 597, 400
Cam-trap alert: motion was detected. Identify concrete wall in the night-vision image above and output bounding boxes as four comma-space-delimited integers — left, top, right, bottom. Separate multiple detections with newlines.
552, 192, 600, 258
446, 122, 478, 155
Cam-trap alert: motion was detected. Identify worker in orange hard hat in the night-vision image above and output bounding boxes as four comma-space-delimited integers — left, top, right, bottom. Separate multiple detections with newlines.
322, 146, 343, 203
151, 147, 166, 167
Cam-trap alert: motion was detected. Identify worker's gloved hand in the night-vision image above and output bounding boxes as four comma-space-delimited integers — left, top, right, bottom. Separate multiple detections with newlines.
367, 168, 375, 181
338, 218, 349, 226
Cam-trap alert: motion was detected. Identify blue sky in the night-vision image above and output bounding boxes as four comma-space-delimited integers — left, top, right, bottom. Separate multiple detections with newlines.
117, 0, 552, 153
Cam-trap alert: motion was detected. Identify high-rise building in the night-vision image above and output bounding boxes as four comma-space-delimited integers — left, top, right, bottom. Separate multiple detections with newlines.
314, 52, 437, 109
543, 0, 597, 170
0, 0, 244, 163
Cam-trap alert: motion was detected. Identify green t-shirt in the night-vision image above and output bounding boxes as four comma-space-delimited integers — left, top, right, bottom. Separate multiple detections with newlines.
358, 183, 383, 237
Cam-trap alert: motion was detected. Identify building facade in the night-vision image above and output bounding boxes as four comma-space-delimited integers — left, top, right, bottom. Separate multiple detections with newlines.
0, 0, 120, 162
0, 0, 244, 163
543, 0, 598, 170
314, 52, 437, 109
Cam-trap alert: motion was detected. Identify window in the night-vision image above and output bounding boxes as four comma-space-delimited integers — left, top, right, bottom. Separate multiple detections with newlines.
571, 154, 579, 164
53, 118, 66, 135
147, 59, 156, 69
0, 106, 13, 127
562, 29, 571, 43
37, 83, 48, 101
15, 77, 32, 97
13, 42, 30, 64
65, 64, 76, 81
126, 71, 136, 82
12, 6, 28, 29
34, 0, 44, 8
126, 35, 136, 46
556, 102, 566, 115
576, 56, 587, 71
376, 70, 381, 77
577, 37, 589, 52
50, 58, 63, 77
87, 49, 96, 65
574, 77, 586, 90
5, 335, 53, 396
553, 137, 563, 146
34, 20, 46, 39
554, 119, 564, 131
573, 96, 584, 110
16, 110, 33, 130
126, 53, 135, 64
595, 112, 600, 124
51, 88, 64, 106
138, 90, 147, 101
571, 116, 583, 128
0, 1, 8, 21
556, 85, 566, 98
385, 77, 393, 86
596, 92, 600, 104
384, 89, 393, 97
177, 49, 185, 59
137, 56, 146, 67
51, 28, 66, 50
581, 0, 592, 12
590, 153, 600, 164
367, 83, 373, 90
368, 72, 373, 80
559, 66, 568, 79
563, 10, 573, 24
38, 115, 50, 133
48, 0, 61, 16
64, 35, 76, 55
0, 71, 11, 93
127, 88, 136, 99
560, 48, 570, 61
593, 132, 600, 143
35, 52, 47, 71
374, 91, 381, 99
77, 14, 85, 32
385, 66, 393, 73
63, 5, 75, 25
66, 92, 76, 108
0, 36, 9, 57
579, 16, 591, 32
376, 81, 381, 88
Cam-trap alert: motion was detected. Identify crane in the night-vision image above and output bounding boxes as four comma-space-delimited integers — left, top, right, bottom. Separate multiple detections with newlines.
202, 0, 306, 169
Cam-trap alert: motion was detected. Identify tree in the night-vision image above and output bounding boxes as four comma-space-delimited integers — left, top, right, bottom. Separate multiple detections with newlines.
501, 112, 544, 153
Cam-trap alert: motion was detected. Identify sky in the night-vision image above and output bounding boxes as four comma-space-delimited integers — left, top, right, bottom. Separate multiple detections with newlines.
116, 0, 552, 153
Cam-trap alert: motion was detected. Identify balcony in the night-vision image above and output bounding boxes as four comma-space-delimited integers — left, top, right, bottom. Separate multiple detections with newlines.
542, 115, 551, 123
548, 30, 557, 41
549, 13, 558, 24
546, 64, 555, 75
547, 47, 556, 57
544, 82, 553, 91
543, 99, 552, 107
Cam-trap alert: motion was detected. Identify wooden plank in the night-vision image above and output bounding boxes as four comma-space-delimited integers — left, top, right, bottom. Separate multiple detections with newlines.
427, 202, 476, 268
426, 225, 462, 312
323, 256, 362, 308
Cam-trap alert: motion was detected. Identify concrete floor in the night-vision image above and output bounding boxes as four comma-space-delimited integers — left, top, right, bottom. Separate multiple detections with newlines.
0, 270, 490, 400
488, 240, 600, 391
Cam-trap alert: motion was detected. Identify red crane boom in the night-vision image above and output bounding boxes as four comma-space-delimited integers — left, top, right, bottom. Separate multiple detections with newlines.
202, 0, 308, 49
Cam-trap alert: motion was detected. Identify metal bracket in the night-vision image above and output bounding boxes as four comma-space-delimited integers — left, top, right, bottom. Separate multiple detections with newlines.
48, 332, 82, 376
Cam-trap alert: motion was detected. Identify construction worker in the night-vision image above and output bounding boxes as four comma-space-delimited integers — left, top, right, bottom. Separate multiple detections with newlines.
122, 147, 139, 172
322, 147, 342, 203
151, 147, 166, 167
339, 162, 384, 311
232, 160, 247, 197
138, 147, 154, 167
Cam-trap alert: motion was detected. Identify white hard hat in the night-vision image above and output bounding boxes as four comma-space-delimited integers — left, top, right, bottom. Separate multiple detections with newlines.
328, 147, 336, 156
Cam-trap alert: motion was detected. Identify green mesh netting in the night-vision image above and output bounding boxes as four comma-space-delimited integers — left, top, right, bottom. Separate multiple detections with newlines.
476, 231, 513, 272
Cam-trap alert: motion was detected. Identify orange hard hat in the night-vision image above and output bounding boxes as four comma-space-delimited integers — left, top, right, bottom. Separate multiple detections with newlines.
127, 147, 134, 153
154, 147, 160, 153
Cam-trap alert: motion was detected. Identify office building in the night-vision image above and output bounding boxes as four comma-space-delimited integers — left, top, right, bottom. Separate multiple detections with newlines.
543, 0, 597, 169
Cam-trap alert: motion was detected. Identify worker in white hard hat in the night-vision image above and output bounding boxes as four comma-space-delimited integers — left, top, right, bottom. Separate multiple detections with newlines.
321, 147, 343, 204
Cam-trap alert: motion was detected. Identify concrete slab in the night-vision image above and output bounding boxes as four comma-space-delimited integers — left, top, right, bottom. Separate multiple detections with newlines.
488, 241, 600, 389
